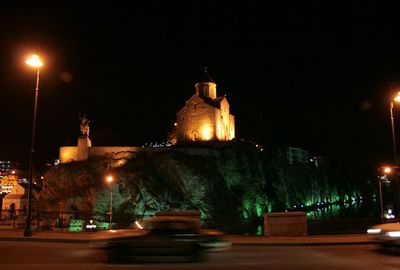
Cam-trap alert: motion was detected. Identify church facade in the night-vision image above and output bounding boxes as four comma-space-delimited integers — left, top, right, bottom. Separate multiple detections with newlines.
175, 71, 235, 142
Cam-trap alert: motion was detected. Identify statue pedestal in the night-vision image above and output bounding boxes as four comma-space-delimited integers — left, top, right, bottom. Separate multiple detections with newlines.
77, 135, 91, 161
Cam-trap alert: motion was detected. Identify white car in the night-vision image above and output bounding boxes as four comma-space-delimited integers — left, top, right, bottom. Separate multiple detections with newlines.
367, 222, 400, 248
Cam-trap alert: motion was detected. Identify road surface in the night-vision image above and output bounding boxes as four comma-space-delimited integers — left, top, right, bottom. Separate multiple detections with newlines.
0, 241, 399, 269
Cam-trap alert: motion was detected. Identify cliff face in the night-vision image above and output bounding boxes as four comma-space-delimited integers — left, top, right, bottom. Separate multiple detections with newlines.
39, 141, 369, 233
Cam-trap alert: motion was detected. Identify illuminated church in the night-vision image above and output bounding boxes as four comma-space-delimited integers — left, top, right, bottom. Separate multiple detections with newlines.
59, 70, 235, 164
176, 70, 235, 142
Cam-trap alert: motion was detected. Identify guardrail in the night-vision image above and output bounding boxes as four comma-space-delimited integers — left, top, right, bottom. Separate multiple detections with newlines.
0, 209, 385, 235
0, 210, 151, 231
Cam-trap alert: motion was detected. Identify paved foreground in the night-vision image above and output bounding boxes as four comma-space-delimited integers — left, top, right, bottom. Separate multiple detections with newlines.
0, 240, 398, 269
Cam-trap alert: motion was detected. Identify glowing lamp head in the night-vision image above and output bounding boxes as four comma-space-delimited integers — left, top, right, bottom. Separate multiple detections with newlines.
106, 175, 113, 183
26, 55, 43, 68
383, 167, 392, 174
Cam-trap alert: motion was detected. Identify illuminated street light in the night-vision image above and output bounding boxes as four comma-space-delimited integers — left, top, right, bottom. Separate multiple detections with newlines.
384, 167, 392, 174
390, 92, 400, 164
23, 54, 43, 237
389, 91, 400, 219
379, 166, 392, 221
106, 175, 113, 230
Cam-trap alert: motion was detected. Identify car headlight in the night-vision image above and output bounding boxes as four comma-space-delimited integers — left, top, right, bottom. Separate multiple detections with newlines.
387, 231, 400, 237
367, 228, 382, 234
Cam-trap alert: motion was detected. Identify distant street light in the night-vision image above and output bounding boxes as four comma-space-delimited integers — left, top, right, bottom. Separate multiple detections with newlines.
106, 175, 113, 230
379, 167, 392, 221
390, 92, 400, 164
389, 91, 400, 220
24, 54, 43, 237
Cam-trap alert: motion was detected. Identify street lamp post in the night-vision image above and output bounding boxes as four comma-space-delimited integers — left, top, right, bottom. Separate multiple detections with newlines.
379, 177, 384, 219
389, 92, 400, 220
106, 175, 113, 230
24, 55, 43, 237
379, 167, 392, 221
390, 100, 399, 164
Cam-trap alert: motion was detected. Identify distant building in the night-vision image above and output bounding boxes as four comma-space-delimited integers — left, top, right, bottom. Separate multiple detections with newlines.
0, 162, 24, 196
0, 174, 19, 195
286, 147, 309, 165
2, 183, 27, 211
175, 69, 235, 142
0, 160, 19, 176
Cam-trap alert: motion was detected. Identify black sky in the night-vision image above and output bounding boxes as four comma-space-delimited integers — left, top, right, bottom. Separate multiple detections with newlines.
0, 2, 399, 171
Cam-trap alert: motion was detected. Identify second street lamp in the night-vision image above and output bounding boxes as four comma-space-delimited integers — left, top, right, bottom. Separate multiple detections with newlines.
390, 92, 400, 164
379, 167, 392, 221
389, 91, 400, 219
106, 175, 113, 230
24, 54, 43, 237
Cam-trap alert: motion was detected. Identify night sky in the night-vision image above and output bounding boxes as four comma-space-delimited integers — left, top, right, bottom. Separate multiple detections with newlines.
0, 3, 399, 172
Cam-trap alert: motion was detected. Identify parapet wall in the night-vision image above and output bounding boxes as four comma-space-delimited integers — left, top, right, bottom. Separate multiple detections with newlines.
59, 147, 79, 163
89, 146, 141, 159
59, 143, 224, 164
263, 211, 308, 236
59, 146, 142, 163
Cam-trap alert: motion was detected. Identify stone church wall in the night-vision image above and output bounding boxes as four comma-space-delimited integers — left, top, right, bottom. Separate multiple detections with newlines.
177, 99, 216, 141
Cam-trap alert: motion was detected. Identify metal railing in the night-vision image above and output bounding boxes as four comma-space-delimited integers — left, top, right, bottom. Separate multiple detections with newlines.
0, 209, 151, 231
0, 209, 384, 235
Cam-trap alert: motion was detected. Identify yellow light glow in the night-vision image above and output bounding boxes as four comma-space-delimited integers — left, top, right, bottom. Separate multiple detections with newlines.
26, 54, 43, 67
229, 127, 235, 140
384, 167, 392, 174
394, 92, 400, 102
202, 125, 212, 140
106, 175, 113, 183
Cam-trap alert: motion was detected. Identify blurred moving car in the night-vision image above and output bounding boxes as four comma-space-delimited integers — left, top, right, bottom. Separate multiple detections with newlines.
103, 216, 231, 263
367, 222, 400, 249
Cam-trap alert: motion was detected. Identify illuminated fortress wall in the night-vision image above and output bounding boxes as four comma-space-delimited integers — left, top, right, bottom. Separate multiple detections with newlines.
89, 146, 141, 159
59, 146, 142, 163
59, 146, 79, 163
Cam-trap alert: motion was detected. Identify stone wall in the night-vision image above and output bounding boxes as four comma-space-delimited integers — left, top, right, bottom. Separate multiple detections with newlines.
59, 146, 142, 163
89, 146, 141, 159
59, 146, 79, 163
263, 212, 308, 236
